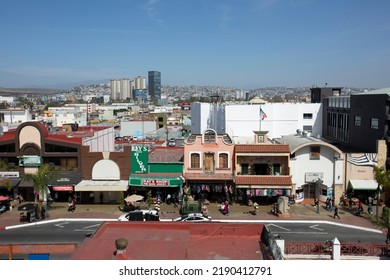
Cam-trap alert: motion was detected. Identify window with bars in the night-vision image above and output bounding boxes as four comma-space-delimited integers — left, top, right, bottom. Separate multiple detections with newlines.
190, 153, 200, 168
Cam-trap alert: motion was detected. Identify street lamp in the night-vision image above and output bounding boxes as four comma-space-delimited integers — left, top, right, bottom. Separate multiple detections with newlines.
315, 178, 323, 214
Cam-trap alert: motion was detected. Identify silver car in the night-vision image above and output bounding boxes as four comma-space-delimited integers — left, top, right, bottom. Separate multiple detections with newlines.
172, 213, 211, 222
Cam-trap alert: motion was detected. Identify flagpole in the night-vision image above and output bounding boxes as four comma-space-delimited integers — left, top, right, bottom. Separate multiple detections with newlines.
259, 105, 262, 131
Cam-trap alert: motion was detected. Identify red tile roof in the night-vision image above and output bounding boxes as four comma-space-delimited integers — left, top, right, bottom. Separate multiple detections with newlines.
69, 222, 265, 260
235, 175, 292, 186
235, 144, 290, 153
149, 146, 184, 163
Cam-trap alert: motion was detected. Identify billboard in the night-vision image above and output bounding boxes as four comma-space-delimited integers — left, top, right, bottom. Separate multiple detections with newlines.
131, 145, 148, 174
19, 156, 42, 167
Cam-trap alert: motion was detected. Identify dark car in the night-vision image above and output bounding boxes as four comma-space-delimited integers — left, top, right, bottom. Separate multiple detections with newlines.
0, 201, 10, 214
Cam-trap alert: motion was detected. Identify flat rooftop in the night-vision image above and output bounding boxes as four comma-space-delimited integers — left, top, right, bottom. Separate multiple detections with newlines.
69, 222, 264, 260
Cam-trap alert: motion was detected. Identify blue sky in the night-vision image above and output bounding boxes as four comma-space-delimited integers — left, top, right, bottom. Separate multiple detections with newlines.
0, 0, 389, 89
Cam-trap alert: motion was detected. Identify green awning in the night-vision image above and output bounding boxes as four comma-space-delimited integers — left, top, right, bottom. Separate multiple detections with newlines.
129, 176, 182, 188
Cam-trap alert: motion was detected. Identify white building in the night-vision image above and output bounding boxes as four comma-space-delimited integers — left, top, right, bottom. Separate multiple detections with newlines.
191, 102, 322, 143
0, 108, 32, 124
83, 126, 115, 152
120, 120, 158, 139
134, 76, 146, 89
275, 133, 344, 204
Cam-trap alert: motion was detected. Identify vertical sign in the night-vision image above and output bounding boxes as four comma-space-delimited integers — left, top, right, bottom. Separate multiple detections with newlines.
131, 145, 148, 174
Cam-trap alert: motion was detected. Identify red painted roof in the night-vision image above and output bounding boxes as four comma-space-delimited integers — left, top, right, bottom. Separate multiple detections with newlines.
69, 222, 264, 260
235, 175, 292, 186
235, 144, 290, 153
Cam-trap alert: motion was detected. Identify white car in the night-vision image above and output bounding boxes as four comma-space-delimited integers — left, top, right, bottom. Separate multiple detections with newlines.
172, 213, 212, 222
118, 209, 159, 221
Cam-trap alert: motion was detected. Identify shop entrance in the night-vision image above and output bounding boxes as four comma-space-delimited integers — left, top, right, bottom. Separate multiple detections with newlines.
303, 184, 315, 199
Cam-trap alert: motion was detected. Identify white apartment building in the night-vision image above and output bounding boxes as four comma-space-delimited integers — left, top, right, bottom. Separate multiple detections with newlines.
0, 108, 32, 124
134, 76, 146, 89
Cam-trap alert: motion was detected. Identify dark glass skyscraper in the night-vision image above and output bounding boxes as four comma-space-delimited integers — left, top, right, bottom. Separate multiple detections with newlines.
148, 71, 161, 102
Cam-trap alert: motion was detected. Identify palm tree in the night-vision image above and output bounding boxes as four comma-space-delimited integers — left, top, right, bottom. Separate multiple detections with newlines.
373, 166, 390, 221
22, 164, 54, 206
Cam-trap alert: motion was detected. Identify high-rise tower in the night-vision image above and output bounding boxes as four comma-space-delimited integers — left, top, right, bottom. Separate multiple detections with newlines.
148, 71, 161, 102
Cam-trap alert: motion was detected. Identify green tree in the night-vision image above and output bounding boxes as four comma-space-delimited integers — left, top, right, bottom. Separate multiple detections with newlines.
22, 164, 54, 205
373, 166, 390, 222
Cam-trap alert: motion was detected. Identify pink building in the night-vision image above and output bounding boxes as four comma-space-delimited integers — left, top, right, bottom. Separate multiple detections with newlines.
183, 129, 235, 204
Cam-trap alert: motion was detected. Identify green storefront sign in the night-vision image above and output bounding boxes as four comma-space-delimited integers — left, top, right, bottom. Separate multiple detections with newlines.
131, 145, 148, 174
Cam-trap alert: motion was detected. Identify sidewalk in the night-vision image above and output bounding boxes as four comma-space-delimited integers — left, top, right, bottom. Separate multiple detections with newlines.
0, 201, 384, 232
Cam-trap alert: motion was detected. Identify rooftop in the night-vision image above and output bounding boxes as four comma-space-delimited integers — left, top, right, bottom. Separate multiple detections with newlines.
69, 222, 264, 260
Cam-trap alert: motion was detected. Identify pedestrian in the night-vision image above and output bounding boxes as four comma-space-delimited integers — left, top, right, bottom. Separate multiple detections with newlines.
222, 200, 229, 215
40, 206, 46, 220
99, 192, 103, 204
333, 205, 340, 219
368, 204, 373, 215
90, 192, 95, 204
386, 226, 390, 244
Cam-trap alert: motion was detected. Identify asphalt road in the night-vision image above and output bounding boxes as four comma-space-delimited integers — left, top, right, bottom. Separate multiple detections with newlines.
0, 220, 385, 245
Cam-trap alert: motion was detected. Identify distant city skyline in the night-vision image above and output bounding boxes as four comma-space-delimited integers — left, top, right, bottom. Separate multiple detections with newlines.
0, 0, 389, 89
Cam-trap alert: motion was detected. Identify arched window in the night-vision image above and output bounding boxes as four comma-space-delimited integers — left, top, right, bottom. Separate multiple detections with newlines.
218, 153, 228, 169
190, 153, 200, 168
203, 129, 217, 144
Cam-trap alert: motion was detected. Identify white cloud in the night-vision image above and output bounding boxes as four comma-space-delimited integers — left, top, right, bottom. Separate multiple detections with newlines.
143, 0, 164, 24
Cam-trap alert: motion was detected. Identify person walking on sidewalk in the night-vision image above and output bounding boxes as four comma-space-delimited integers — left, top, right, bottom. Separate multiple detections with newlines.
333, 205, 340, 219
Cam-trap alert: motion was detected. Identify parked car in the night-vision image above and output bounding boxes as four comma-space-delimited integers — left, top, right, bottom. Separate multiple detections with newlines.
172, 213, 211, 222
118, 209, 159, 221
168, 139, 176, 147
0, 201, 10, 214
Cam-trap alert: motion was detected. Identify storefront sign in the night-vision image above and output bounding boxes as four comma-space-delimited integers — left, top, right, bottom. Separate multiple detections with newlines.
131, 145, 148, 174
0, 172, 19, 178
142, 179, 169, 186
52, 186, 73, 191
305, 172, 324, 183
19, 156, 42, 167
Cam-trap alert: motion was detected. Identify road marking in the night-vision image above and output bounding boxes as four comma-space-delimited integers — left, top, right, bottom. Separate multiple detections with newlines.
271, 231, 328, 235
54, 222, 69, 228
82, 224, 100, 229
266, 223, 290, 231
73, 223, 101, 232
309, 224, 324, 231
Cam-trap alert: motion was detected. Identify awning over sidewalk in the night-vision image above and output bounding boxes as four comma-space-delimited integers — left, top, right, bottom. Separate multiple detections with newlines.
75, 180, 128, 191
348, 179, 378, 190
